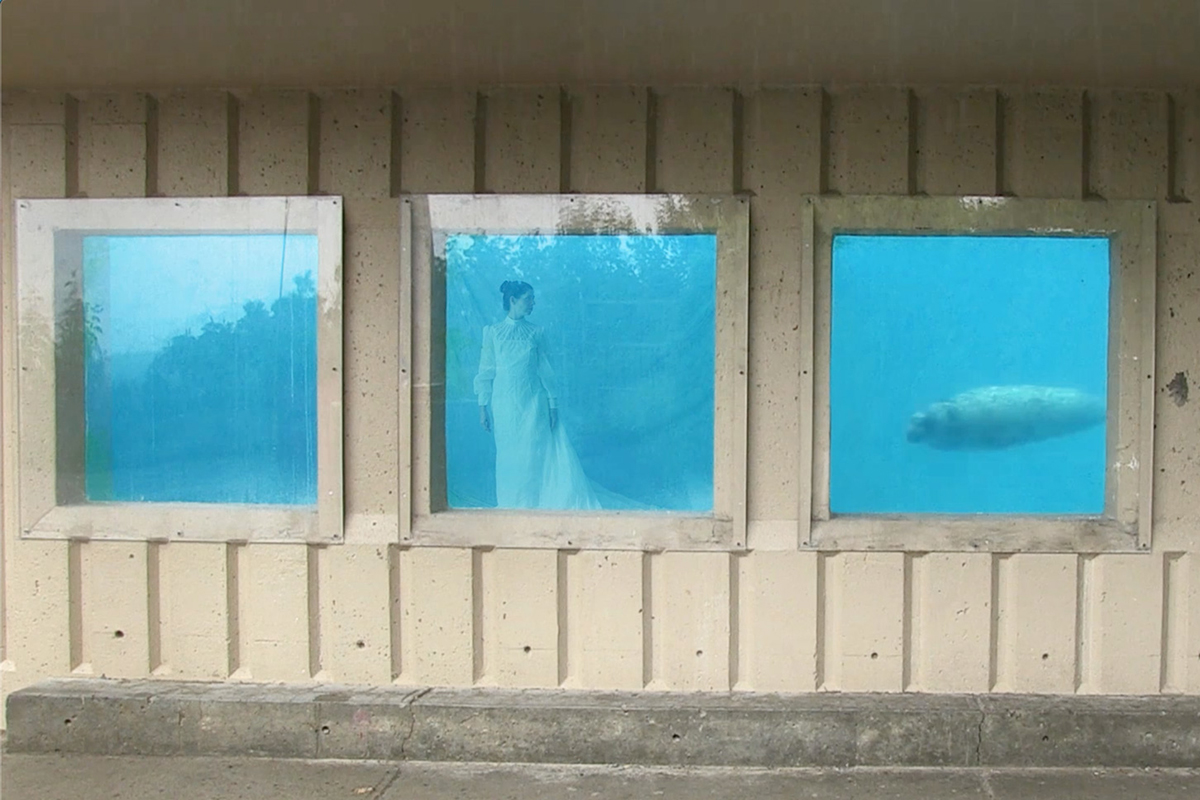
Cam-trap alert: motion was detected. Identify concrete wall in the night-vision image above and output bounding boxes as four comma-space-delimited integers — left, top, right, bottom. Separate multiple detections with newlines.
3, 86, 1200, 725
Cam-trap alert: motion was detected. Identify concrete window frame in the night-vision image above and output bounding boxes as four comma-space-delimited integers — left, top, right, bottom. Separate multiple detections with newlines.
13, 196, 345, 544
400, 194, 750, 551
800, 195, 1157, 554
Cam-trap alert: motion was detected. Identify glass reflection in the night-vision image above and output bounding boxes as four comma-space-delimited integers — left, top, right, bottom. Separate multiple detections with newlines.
80, 233, 319, 506
443, 233, 717, 512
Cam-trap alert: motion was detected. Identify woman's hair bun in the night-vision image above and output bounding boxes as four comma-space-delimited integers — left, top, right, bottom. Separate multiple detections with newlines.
499, 279, 533, 310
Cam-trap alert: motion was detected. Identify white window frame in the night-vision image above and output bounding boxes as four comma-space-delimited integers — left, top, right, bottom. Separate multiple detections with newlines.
801, 195, 1157, 554
14, 196, 345, 544
399, 193, 750, 551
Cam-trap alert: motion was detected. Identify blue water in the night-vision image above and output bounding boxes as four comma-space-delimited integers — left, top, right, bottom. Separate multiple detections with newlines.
830, 234, 1111, 515
443, 233, 717, 512
81, 233, 319, 506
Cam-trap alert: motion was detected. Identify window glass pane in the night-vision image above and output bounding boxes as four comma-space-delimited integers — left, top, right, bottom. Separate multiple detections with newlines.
830, 234, 1110, 515
80, 233, 319, 505
443, 233, 716, 512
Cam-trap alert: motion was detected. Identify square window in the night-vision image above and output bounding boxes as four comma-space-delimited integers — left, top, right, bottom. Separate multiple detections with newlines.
82, 233, 320, 506
402, 194, 749, 551
830, 234, 1111, 516
16, 197, 344, 543
805, 196, 1156, 553
442, 232, 717, 513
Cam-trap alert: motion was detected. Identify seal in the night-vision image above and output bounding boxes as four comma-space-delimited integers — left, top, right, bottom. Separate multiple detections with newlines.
905, 385, 1106, 451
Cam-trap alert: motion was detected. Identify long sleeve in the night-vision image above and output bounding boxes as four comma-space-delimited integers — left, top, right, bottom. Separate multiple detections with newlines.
535, 327, 559, 409
473, 325, 496, 405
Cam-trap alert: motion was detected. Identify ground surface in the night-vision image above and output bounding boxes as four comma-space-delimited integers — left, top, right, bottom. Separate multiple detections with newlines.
3, 755, 1200, 799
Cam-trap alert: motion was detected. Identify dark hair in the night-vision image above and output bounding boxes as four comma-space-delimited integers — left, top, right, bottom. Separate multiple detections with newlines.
500, 280, 534, 310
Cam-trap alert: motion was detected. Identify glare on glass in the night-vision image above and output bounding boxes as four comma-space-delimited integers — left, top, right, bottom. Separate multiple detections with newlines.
80, 233, 319, 506
829, 234, 1111, 516
441, 232, 717, 513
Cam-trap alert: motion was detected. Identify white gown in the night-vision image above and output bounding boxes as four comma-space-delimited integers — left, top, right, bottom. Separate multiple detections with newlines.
474, 316, 603, 510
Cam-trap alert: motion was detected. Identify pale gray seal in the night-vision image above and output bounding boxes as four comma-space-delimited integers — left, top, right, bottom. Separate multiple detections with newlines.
906, 385, 1106, 451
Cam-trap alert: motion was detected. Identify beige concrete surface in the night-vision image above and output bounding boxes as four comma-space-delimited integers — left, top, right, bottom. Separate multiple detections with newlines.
4, 83, 1200, 727
3, 755, 1200, 800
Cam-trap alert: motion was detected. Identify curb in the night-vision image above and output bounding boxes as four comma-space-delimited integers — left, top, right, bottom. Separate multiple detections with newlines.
6, 678, 1200, 767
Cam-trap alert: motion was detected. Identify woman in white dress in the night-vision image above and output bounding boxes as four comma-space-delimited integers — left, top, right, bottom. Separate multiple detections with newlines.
474, 281, 603, 510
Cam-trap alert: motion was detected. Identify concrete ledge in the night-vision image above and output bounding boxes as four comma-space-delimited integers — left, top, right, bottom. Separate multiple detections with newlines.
6, 679, 1200, 768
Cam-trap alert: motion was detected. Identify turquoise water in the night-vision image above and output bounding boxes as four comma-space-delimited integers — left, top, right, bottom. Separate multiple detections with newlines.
80, 233, 319, 506
75, 228, 1102, 517
443, 233, 718, 512
830, 234, 1111, 515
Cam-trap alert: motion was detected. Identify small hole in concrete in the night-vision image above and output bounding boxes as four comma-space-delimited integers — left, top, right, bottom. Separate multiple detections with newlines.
114, 630, 125, 639
356, 640, 365, 649
523, 645, 532, 653
1041, 735, 1050, 742
870, 652, 878, 660
696, 650, 703, 657
671, 733, 681, 742
321, 725, 331, 735
64, 719, 72, 726
1041, 653, 1049, 660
